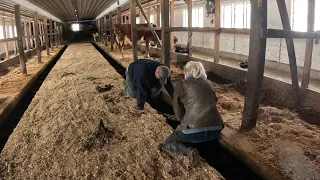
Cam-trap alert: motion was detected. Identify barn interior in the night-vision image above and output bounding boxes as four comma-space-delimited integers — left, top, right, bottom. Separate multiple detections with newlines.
0, 0, 319, 179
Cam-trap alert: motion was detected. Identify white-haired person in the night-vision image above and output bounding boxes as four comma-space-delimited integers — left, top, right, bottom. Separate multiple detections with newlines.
161, 61, 224, 165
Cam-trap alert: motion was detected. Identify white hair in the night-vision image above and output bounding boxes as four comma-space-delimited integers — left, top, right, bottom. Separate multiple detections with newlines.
184, 61, 207, 80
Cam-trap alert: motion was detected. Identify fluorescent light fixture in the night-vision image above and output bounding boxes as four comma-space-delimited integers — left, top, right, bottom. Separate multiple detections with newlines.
95, 0, 129, 20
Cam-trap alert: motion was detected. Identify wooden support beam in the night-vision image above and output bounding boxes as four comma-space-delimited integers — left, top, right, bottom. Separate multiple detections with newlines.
276, 0, 299, 97
241, 0, 267, 130
161, 0, 170, 67
170, 1, 174, 51
49, 19, 53, 51
104, 15, 108, 46
32, 20, 36, 47
0, 38, 19, 43
187, 0, 192, 57
135, 27, 162, 31
130, 0, 138, 61
33, 12, 41, 62
54, 21, 58, 48
2, 16, 9, 59
260, 28, 320, 39
136, 0, 162, 47
14, 5, 27, 74
59, 23, 63, 45
147, 7, 151, 22
39, 23, 43, 45
165, 27, 220, 32
10, 17, 17, 55
156, 5, 160, 27
302, 0, 316, 88
117, 7, 121, 23
23, 17, 29, 50
109, 13, 114, 51
43, 17, 50, 55
28, 20, 34, 48
214, 0, 221, 63
221, 28, 250, 35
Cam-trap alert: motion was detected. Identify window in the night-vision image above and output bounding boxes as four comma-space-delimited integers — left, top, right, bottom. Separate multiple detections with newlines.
222, 1, 250, 28
136, 17, 140, 24
0, 25, 3, 39
150, 14, 155, 24
71, 23, 80, 31
292, 0, 320, 32
183, 7, 204, 27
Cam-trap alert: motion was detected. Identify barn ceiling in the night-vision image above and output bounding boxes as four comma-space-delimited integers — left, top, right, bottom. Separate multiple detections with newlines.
26, 0, 116, 21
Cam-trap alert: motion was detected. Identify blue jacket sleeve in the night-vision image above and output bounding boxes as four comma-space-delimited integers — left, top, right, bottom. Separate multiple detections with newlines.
164, 76, 174, 98
136, 78, 147, 110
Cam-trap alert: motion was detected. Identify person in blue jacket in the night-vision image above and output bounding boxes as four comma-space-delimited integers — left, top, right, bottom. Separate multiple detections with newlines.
124, 59, 174, 114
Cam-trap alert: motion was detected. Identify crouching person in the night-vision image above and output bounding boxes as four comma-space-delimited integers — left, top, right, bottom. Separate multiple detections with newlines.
161, 61, 224, 165
123, 59, 174, 114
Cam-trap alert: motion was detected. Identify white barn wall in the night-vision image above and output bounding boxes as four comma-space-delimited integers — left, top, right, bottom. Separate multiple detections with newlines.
146, 0, 320, 72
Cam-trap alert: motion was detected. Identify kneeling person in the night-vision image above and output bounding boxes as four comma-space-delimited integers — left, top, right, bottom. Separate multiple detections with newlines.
124, 59, 174, 113
162, 61, 224, 165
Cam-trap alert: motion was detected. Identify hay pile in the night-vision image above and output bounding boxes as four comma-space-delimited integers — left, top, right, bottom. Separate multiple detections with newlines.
0, 43, 223, 179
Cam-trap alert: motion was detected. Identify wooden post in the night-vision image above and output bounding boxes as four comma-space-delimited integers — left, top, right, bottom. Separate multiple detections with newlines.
33, 12, 41, 62
32, 20, 36, 47
59, 23, 63, 45
39, 22, 43, 46
15, 5, 27, 74
276, 0, 299, 96
109, 13, 114, 51
117, 7, 122, 23
11, 17, 17, 55
170, 1, 174, 51
157, 5, 161, 26
147, 7, 151, 22
301, 0, 316, 88
130, 0, 138, 61
23, 17, 29, 50
187, 0, 193, 57
54, 21, 58, 48
28, 20, 34, 48
214, 0, 221, 63
100, 18, 103, 43
104, 15, 108, 46
2, 16, 9, 59
43, 17, 50, 55
241, 0, 267, 130
161, 0, 170, 67
49, 19, 53, 51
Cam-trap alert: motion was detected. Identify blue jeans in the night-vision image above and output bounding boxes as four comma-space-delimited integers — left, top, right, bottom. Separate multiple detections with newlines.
163, 128, 222, 156
124, 71, 161, 99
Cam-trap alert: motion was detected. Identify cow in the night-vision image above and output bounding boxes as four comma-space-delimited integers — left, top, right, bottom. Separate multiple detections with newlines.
112, 23, 178, 59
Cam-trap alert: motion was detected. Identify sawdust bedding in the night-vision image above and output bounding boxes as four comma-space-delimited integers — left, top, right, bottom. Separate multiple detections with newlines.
100, 42, 320, 179
0, 43, 224, 179
0, 47, 63, 113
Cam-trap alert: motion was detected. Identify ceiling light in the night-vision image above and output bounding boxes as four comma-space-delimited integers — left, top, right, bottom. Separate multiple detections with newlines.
75, 10, 77, 12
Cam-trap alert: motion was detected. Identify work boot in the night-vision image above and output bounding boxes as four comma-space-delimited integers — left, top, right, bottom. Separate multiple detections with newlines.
187, 148, 200, 167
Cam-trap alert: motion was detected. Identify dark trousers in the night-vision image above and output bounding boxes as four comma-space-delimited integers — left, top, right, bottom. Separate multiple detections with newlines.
163, 130, 221, 156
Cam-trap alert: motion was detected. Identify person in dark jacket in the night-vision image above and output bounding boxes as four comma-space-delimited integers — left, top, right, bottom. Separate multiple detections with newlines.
161, 61, 224, 165
124, 59, 174, 114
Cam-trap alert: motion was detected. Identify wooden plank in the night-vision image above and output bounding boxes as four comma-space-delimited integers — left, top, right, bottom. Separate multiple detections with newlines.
23, 17, 29, 50
28, 20, 34, 48
260, 28, 320, 39
136, 0, 162, 47
170, 1, 174, 51
14, 5, 27, 74
302, 0, 316, 88
221, 28, 250, 35
135, 27, 162, 31
0, 37, 19, 43
241, 0, 267, 130
109, 13, 114, 51
39, 23, 43, 45
161, 0, 170, 67
117, 7, 121, 23
276, 0, 299, 97
156, 5, 160, 26
54, 21, 58, 48
187, 0, 192, 56
130, 0, 138, 61
43, 17, 50, 55
214, 0, 221, 63
164, 27, 220, 32
147, 7, 151, 23
11, 17, 17, 55
2, 16, 9, 59
104, 15, 108, 46
49, 19, 54, 51
32, 20, 36, 47
33, 12, 41, 62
